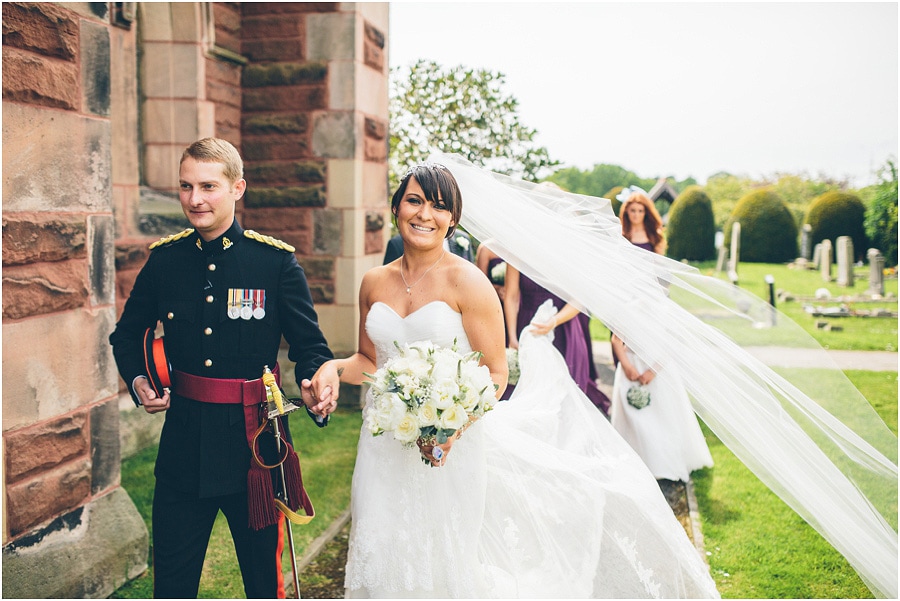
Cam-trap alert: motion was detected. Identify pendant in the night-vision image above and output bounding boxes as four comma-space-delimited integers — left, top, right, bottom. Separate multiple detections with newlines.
406, 287, 411, 294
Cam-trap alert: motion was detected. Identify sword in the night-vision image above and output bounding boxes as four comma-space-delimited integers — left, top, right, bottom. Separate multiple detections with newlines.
262, 366, 302, 599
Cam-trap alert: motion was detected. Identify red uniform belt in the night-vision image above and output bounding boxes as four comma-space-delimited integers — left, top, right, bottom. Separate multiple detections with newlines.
171, 363, 280, 407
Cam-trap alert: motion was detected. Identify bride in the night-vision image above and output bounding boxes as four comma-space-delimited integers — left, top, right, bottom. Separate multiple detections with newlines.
306, 163, 720, 598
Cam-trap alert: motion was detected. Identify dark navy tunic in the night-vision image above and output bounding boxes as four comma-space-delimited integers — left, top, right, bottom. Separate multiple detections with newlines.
109, 219, 333, 498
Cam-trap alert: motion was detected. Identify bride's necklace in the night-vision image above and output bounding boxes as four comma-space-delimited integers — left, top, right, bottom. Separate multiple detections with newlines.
400, 251, 445, 294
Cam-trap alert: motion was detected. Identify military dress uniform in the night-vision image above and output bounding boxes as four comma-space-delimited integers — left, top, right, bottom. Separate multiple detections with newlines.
109, 219, 333, 598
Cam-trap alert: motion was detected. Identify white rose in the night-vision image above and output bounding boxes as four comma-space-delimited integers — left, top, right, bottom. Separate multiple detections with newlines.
457, 385, 480, 411
373, 392, 407, 430
430, 378, 460, 410
393, 415, 421, 445
456, 235, 470, 250
416, 402, 439, 427
439, 403, 469, 431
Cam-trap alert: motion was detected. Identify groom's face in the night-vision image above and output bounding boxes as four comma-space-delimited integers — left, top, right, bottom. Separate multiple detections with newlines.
396, 176, 455, 249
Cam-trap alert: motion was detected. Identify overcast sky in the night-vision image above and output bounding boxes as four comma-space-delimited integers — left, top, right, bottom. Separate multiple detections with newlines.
388, 2, 898, 187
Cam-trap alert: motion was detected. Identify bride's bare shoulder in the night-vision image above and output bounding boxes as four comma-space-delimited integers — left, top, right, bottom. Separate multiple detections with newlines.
446, 254, 497, 298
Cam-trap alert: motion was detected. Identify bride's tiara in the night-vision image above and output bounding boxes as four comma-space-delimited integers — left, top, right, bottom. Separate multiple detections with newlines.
402, 161, 449, 180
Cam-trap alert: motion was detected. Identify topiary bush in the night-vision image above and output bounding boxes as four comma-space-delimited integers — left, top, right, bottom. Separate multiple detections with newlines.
805, 190, 868, 262
666, 185, 717, 261
724, 189, 798, 263
603, 186, 624, 216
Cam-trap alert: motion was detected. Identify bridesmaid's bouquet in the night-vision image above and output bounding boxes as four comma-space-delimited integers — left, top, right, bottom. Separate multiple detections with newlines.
626, 384, 652, 409
364, 340, 497, 447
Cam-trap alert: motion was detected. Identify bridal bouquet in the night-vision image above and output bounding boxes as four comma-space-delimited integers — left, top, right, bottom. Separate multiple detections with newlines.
626, 384, 652, 409
364, 340, 497, 448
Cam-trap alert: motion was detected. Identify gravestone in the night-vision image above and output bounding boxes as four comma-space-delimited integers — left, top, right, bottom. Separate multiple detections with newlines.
820, 239, 833, 282
727, 222, 740, 283
836, 236, 854, 287
715, 246, 728, 273
800, 224, 813, 260
812, 243, 822, 269
867, 248, 885, 296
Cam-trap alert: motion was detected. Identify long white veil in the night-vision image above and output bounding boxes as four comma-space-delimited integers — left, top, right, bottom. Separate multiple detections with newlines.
429, 151, 898, 598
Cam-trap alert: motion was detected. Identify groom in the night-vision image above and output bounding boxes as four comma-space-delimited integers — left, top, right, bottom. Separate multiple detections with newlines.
109, 137, 336, 598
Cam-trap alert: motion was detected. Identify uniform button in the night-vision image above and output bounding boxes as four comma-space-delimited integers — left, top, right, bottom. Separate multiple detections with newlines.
204, 359, 212, 367
167, 312, 174, 320
208, 263, 216, 271
204, 327, 212, 335
206, 295, 214, 303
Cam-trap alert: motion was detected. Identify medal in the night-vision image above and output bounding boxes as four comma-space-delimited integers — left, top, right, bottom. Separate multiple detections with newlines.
227, 289, 240, 319
253, 289, 266, 320
241, 290, 253, 320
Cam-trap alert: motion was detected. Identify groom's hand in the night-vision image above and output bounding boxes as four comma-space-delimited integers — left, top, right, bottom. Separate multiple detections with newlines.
301, 379, 337, 418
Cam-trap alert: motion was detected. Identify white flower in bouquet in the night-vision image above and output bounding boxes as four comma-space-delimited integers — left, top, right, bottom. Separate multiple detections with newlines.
394, 415, 422, 444
416, 402, 439, 427
626, 385, 652, 410
364, 339, 498, 453
455, 235, 470, 250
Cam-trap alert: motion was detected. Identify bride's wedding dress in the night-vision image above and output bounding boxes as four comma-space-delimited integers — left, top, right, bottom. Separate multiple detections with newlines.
345, 299, 719, 598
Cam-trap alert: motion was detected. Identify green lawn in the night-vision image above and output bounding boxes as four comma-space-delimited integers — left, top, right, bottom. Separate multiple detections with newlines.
591, 262, 897, 351
694, 370, 897, 599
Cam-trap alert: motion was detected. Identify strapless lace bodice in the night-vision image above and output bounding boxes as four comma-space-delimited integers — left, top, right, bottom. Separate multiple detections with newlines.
366, 301, 472, 368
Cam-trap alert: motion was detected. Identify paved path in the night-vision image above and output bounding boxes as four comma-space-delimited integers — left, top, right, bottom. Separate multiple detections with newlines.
592, 341, 897, 376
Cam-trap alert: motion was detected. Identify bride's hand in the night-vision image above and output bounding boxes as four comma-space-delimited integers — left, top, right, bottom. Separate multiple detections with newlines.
417, 436, 455, 468
528, 316, 557, 337
302, 360, 342, 417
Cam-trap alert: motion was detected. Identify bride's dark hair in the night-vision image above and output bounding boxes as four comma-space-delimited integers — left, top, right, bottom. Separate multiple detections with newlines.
391, 163, 462, 238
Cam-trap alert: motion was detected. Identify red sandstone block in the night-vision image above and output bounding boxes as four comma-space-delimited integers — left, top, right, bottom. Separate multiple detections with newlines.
5, 412, 89, 482
2, 214, 87, 266
242, 86, 326, 112
214, 28, 241, 55
213, 3, 241, 36
2, 260, 90, 320
242, 38, 303, 62
6, 459, 92, 537
241, 207, 313, 233
365, 230, 385, 256
205, 56, 242, 87
2, 48, 78, 110
2, 2, 79, 60
243, 3, 337, 16
113, 243, 150, 271
365, 137, 387, 162
241, 14, 303, 39
364, 117, 386, 140
242, 136, 310, 161
364, 40, 384, 72
207, 79, 241, 109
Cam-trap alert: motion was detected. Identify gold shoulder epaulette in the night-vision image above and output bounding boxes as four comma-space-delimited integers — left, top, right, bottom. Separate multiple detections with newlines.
149, 228, 194, 250
244, 230, 296, 253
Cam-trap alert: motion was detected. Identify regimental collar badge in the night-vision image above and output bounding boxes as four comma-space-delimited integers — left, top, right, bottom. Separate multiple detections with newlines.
195, 235, 235, 252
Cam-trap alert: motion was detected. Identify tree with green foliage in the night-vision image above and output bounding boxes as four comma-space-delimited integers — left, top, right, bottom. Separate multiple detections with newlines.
666, 186, 717, 261
863, 160, 898, 267
725, 189, 798, 263
389, 60, 557, 187
804, 190, 868, 262
704, 172, 847, 233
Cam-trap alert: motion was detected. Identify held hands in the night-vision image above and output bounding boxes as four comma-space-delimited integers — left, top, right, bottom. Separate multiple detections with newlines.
135, 377, 171, 414
301, 361, 342, 418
